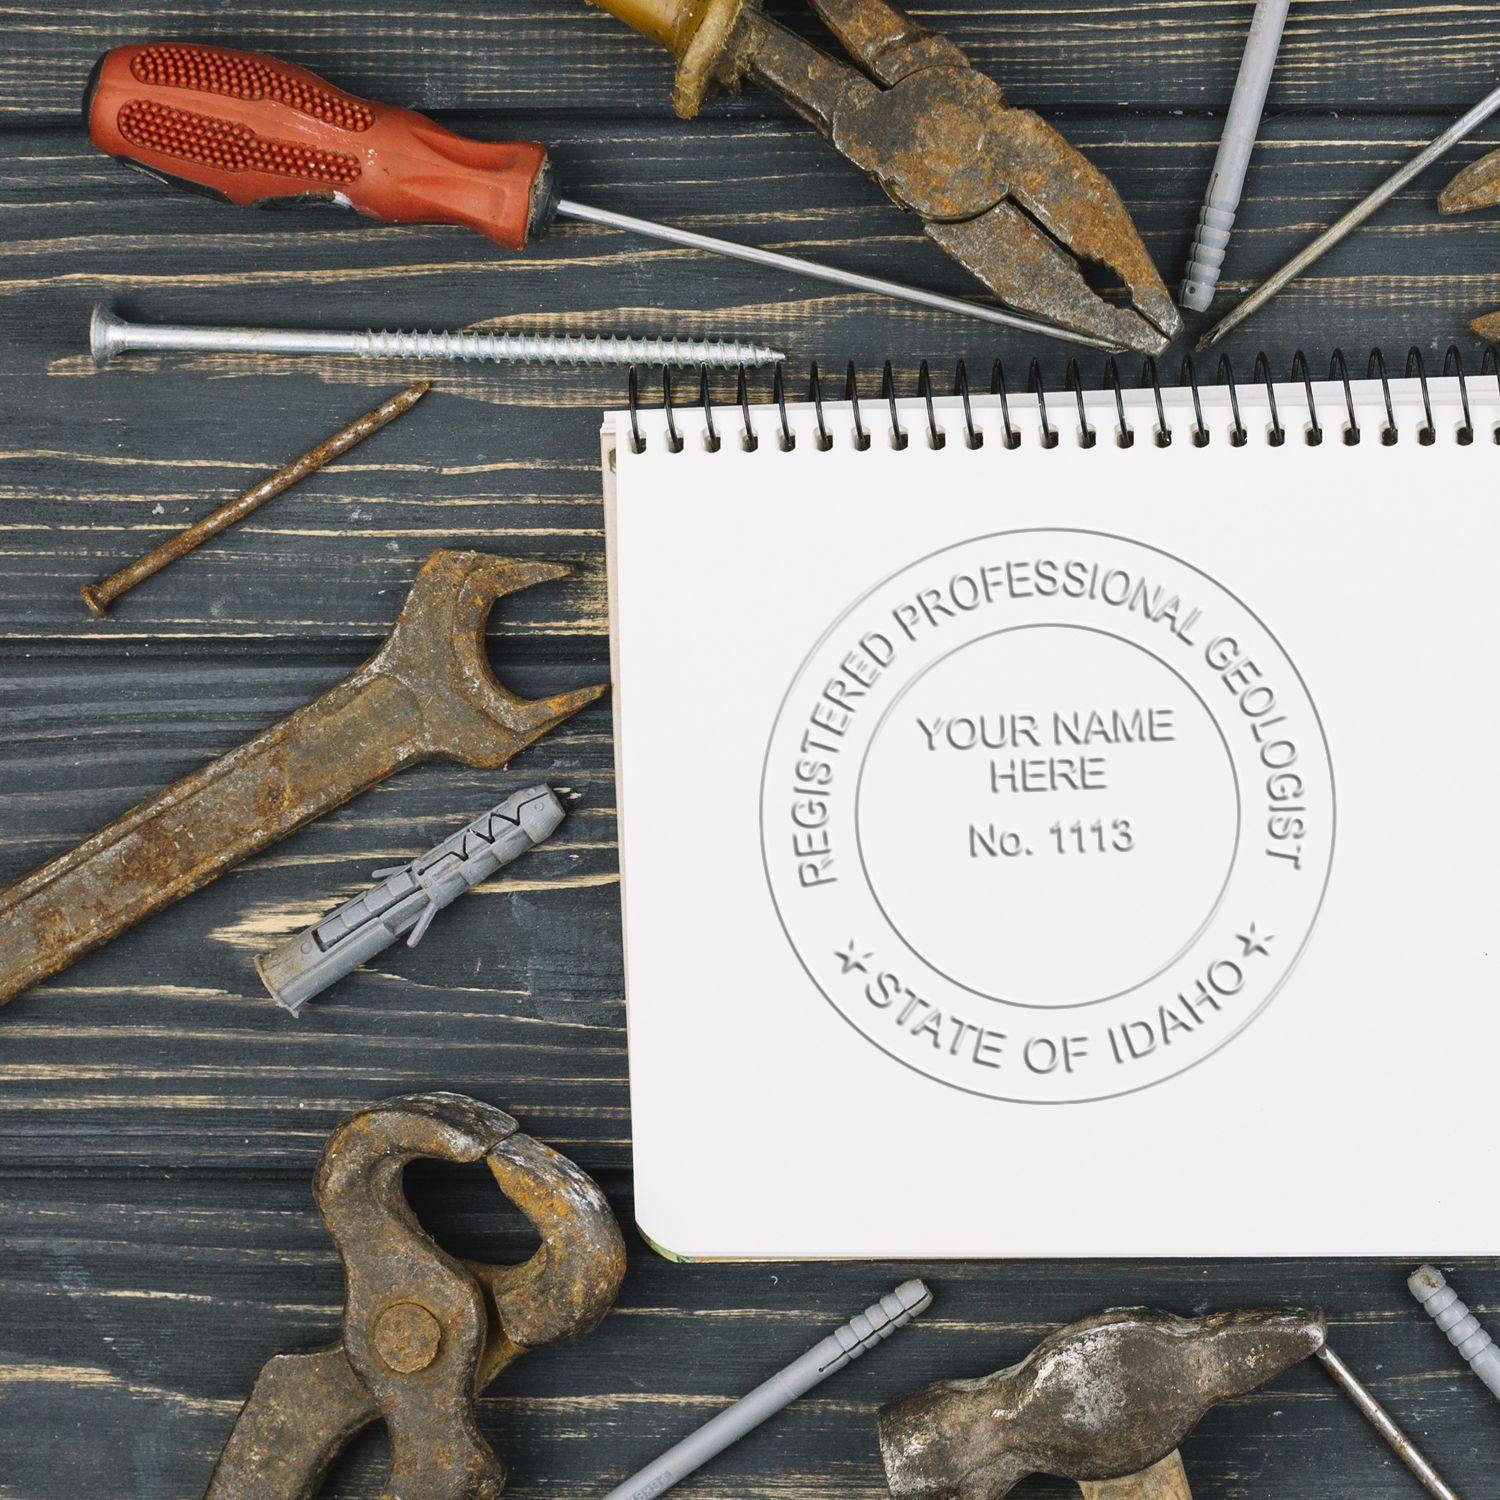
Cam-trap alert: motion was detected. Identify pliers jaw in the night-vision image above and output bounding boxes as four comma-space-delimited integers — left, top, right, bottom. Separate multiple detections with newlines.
596, 0, 1181, 352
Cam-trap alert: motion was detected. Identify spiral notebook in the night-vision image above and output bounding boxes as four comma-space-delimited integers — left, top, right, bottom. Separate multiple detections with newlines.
602, 357, 1500, 1260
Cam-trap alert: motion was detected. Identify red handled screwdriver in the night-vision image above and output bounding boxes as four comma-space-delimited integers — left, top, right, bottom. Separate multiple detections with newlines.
84, 42, 1111, 349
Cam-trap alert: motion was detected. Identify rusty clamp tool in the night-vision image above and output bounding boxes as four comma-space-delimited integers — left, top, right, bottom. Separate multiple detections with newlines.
205, 1093, 627, 1499
588, 0, 1181, 353
0, 552, 604, 1007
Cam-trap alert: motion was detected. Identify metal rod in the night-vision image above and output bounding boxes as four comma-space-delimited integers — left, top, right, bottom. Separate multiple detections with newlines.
1314, 1345, 1461, 1500
80, 382, 430, 618
1198, 79, 1500, 349
556, 198, 1120, 353
89, 304, 783, 370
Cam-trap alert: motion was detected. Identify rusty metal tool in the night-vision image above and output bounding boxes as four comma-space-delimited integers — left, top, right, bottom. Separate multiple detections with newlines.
257, 784, 569, 1016
1199, 80, 1500, 349
1438, 151, 1500, 339
0, 552, 604, 1007
879, 1308, 1324, 1500
878, 1305, 1459, 1500
86, 43, 1095, 349
81, 382, 430, 618
586, 0, 1181, 354
203, 1092, 627, 1499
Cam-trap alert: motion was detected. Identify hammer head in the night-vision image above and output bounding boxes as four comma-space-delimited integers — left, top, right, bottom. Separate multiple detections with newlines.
879, 1306, 1326, 1500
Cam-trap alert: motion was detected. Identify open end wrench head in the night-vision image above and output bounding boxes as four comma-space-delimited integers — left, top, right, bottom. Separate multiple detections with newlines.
375, 551, 609, 770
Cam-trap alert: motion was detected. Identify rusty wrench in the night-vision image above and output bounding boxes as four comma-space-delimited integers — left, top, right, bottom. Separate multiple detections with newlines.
204, 1092, 627, 1499
0, 552, 604, 1006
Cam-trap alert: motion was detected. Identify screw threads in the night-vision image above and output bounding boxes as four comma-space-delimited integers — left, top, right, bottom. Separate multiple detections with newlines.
1410, 1265, 1500, 1401
352, 327, 777, 368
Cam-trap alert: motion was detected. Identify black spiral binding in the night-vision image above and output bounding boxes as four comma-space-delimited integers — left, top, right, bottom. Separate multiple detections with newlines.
627, 347, 1493, 451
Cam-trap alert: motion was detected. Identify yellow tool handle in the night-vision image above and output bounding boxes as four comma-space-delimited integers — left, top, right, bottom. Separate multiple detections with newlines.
590, 0, 698, 50
588, 0, 753, 113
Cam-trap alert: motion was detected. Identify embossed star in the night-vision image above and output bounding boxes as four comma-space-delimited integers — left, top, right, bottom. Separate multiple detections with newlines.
1237, 924, 1274, 959
835, 941, 873, 976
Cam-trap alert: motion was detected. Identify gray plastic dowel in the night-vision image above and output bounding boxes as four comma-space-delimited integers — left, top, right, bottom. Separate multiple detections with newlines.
600, 1280, 932, 1500
256, 785, 565, 1015
1410, 1264, 1500, 1403
1181, 0, 1293, 312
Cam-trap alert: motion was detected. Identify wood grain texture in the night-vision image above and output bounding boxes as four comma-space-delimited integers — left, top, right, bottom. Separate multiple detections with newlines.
4, 0, 1500, 120
1, 0, 1498, 1495
3, 1175, 1498, 1498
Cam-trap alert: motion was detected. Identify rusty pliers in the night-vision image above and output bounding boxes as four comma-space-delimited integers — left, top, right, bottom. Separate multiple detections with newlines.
590, 0, 1181, 353
1440, 149, 1500, 341
204, 1094, 627, 1500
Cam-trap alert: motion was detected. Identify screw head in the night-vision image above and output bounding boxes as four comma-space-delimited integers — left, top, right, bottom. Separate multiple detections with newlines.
90, 304, 127, 368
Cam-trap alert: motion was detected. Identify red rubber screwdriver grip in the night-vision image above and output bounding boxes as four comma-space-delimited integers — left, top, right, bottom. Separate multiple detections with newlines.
86, 42, 556, 251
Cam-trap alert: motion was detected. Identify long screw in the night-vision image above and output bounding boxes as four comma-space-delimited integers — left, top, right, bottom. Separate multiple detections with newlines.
81, 383, 429, 618
1197, 78, 1500, 348
1410, 1265, 1500, 1404
1314, 1344, 1461, 1500
89, 305, 783, 371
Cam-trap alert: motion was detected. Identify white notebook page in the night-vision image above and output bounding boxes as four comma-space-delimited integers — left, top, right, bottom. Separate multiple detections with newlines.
604, 372, 1499, 1259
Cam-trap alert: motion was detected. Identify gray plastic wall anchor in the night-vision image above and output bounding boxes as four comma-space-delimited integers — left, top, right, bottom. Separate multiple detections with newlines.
1180, 0, 1292, 312
1409, 1264, 1500, 1403
600, 1281, 932, 1500
257, 785, 566, 1016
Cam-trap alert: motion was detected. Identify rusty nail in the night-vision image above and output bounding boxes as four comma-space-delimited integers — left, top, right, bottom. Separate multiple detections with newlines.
80, 381, 431, 618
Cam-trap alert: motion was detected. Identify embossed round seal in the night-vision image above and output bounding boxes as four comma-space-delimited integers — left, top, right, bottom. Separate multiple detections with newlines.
759, 530, 1335, 1103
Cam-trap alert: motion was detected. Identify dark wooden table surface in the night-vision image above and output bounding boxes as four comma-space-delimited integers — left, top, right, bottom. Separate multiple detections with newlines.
1, 1, 1497, 1495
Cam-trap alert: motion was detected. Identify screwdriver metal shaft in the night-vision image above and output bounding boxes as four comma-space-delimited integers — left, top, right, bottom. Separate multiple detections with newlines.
1199, 79, 1500, 348
555, 199, 1119, 351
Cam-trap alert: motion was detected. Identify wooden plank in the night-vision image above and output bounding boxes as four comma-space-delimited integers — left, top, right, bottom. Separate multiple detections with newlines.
2, 114, 1499, 650
0, 664, 624, 1167
3, 0, 1500, 121
2, 1175, 1496, 1496
3, 1, 1500, 1492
